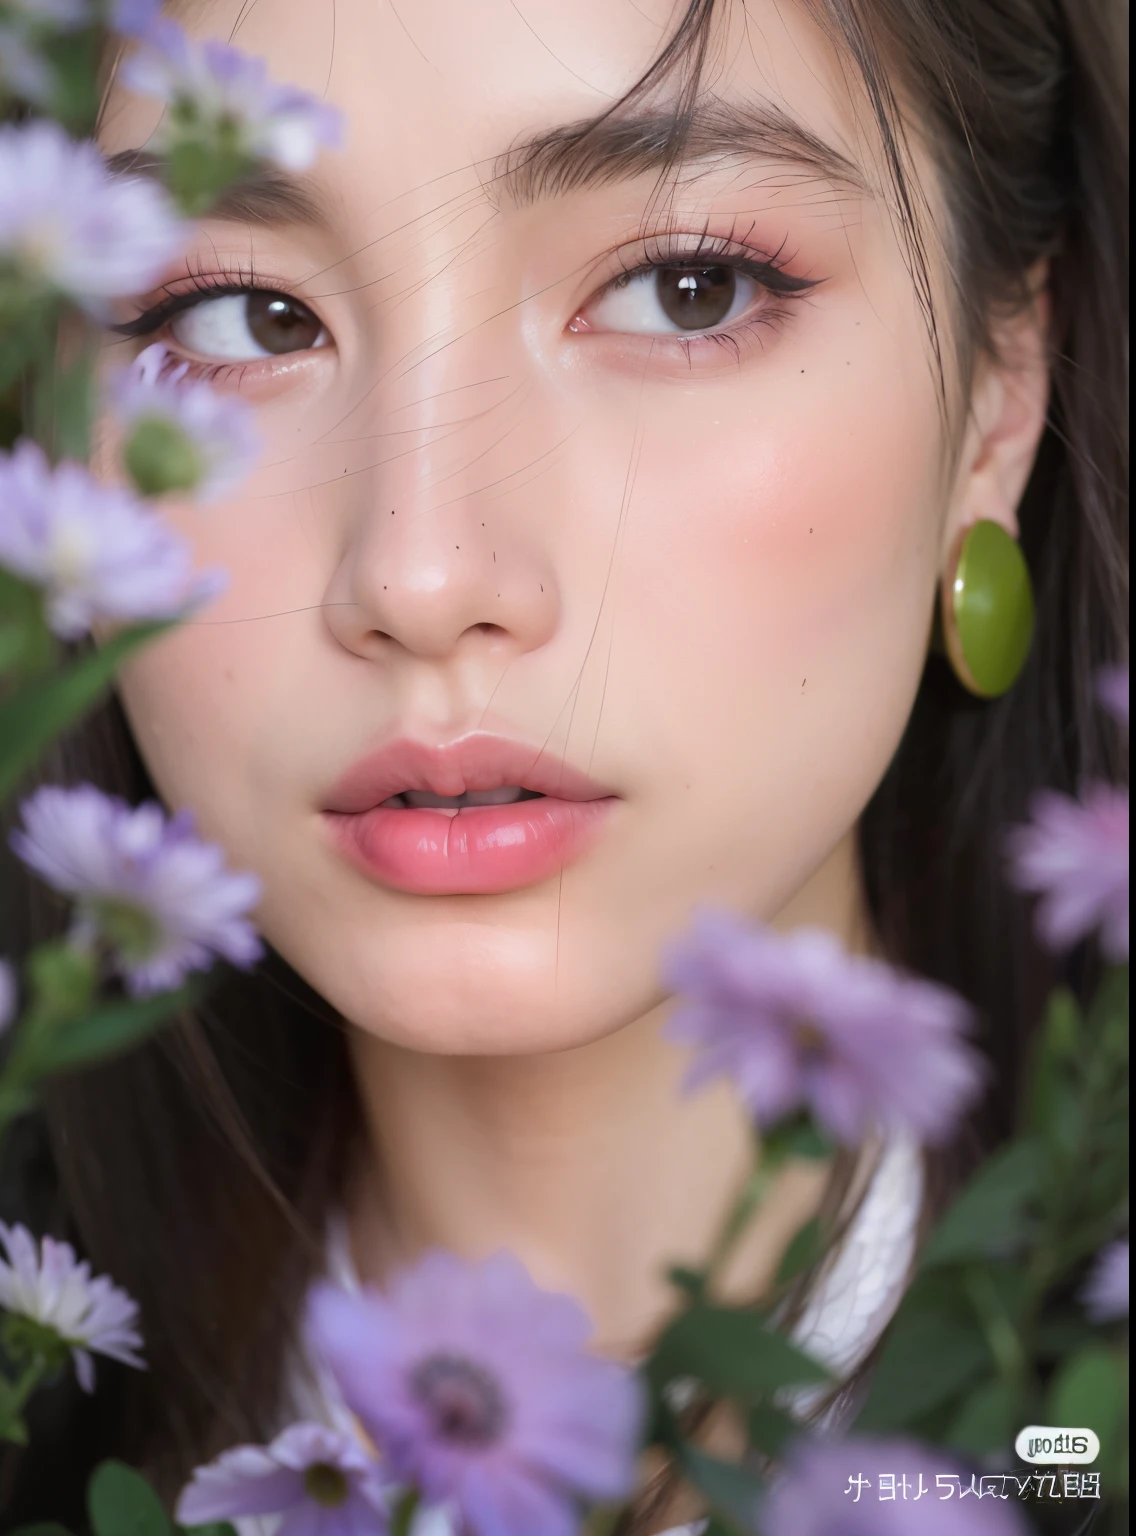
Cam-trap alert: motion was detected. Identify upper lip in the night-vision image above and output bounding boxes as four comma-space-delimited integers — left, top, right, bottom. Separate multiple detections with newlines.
322, 733, 620, 813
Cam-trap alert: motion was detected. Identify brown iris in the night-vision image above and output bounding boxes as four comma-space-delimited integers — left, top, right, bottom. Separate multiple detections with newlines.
656, 266, 738, 330
246, 292, 323, 354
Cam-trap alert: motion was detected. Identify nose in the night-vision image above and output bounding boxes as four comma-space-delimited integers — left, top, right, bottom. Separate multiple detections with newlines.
321, 376, 560, 666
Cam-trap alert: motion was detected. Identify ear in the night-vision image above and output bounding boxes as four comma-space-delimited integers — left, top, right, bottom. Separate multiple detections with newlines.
941, 266, 1050, 564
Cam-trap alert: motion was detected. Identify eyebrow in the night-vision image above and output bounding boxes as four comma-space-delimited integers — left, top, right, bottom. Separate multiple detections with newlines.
495, 98, 870, 206
104, 96, 865, 232
104, 149, 329, 228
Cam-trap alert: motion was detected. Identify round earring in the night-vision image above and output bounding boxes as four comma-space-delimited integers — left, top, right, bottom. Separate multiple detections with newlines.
940, 520, 1035, 698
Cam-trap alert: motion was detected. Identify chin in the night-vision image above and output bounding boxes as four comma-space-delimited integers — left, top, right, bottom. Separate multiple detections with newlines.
276, 913, 658, 1056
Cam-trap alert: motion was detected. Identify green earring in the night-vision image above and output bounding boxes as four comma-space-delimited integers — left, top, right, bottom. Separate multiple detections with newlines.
940, 520, 1035, 698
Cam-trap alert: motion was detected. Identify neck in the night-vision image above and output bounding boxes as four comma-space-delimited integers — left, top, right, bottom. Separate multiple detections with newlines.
346, 831, 866, 1354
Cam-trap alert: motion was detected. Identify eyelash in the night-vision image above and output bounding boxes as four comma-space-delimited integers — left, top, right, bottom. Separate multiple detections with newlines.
597, 227, 819, 358
112, 262, 299, 383
114, 230, 819, 377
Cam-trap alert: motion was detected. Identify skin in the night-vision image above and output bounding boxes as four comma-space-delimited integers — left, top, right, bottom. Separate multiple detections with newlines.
96, 0, 1049, 1382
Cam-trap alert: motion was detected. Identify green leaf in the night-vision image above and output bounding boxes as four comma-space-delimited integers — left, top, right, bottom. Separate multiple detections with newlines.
179, 1527, 238, 1536
763, 1114, 833, 1163
23, 941, 100, 1036
854, 1311, 991, 1432
1026, 988, 1081, 1142
0, 622, 172, 800
648, 1305, 830, 1402
579, 1510, 622, 1536
677, 1444, 763, 1536
25, 978, 210, 1078
30, 341, 97, 464
747, 1402, 798, 1457
944, 1376, 1016, 1457
0, 569, 56, 680
920, 1140, 1042, 1268
0, 1402, 28, 1445
1047, 1346, 1126, 1463
667, 1265, 707, 1302
774, 1217, 823, 1289
88, 1461, 172, 1536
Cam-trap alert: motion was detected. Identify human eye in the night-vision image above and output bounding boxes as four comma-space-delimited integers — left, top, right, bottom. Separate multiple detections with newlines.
570, 235, 818, 344
115, 281, 330, 368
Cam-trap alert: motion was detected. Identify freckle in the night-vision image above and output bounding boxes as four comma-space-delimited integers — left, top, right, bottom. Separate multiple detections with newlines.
802, 678, 807, 689
383, 585, 387, 590
809, 527, 813, 533
493, 551, 496, 562
540, 584, 543, 592
456, 545, 459, 549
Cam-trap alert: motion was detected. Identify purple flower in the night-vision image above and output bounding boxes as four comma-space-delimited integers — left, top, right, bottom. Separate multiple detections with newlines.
1007, 785, 1128, 961
0, 1220, 144, 1391
11, 785, 263, 996
661, 909, 981, 1147
0, 120, 184, 309
760, 1436, 1029, 1534
112, 343, 260, 501
177, 1422, 390, 1536
0, 439, 222, 638
1098, 664, 1129, 729
306, 1251, 643, 1536
0, 959, 14, 1037
109, 0, 161, 36
1082, 1240, 1128, 1323
123, 21, 343, 173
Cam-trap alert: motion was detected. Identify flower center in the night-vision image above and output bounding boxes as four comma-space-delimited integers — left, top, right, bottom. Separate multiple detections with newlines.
303, 1463, 349, 1507
90, 897, 162, 962
409, 1352, 508, 1446
48, 522, 92, 589
795, 1021, 829, 1059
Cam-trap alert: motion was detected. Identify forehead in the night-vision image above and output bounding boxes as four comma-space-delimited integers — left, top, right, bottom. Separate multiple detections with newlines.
100, 0, 871, 210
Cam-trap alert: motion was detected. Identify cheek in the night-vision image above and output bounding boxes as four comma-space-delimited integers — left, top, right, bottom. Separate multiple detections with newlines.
113, 499, 337, 867
586, 346, 945, 910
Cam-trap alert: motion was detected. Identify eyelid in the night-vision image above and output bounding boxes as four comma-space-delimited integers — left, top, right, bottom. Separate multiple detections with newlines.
604, 232, 819, 299
111, 276, 321, 342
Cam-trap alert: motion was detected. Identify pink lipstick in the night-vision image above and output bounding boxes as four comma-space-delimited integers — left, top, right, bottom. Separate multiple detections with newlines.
322, 734, 619, 895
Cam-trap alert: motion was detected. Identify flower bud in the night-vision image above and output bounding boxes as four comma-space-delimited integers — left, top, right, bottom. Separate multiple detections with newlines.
124, 414, 204, 497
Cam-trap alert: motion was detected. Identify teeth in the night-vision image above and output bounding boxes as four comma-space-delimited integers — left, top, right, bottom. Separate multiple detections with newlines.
389, 786, 545, 809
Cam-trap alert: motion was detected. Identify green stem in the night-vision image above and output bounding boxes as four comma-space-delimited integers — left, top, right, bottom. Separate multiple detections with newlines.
0, 1354, 49, 1440
964, 1265, 1028, 1402
703, 1152, 780, 1294
389, 1488, 421, 1536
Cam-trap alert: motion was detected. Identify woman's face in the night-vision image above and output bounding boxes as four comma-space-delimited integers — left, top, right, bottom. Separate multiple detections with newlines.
98, 0, 962, 1053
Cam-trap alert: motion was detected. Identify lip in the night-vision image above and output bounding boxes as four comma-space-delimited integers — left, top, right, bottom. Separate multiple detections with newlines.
321, 733, 620, 895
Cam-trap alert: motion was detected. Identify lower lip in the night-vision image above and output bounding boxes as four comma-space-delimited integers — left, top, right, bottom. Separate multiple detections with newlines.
324, 796, 618, 895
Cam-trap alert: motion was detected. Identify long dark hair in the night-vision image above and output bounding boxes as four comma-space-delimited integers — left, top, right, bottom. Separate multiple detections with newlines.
0, 0, 1127, 1522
